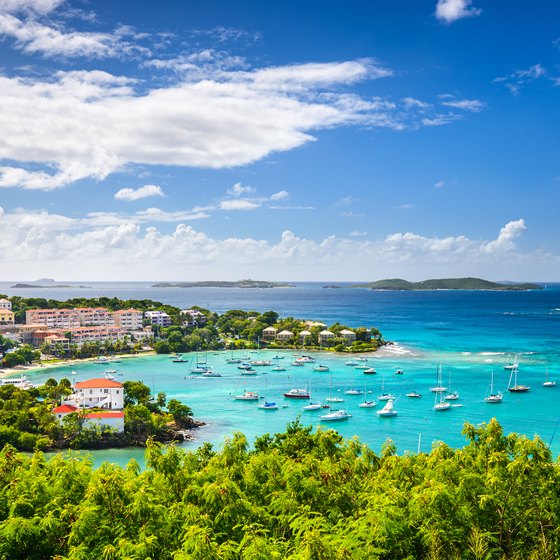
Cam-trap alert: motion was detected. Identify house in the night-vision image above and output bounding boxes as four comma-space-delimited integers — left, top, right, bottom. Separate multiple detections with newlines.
144, 310, 172, 327
318, 329, 335, 345
299, 329, 311, 341
65, 378, 124, 410
340, 329, 356, 343
276, 329, 294, 342
52, 403, 124, 433
74, 307, 115, 327
0, 298, 12, 310
0, 310, 14, 325
261, 326, 278, 341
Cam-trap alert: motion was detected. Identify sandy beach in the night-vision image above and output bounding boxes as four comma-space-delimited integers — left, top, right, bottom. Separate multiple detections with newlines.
0, 351, 156, 379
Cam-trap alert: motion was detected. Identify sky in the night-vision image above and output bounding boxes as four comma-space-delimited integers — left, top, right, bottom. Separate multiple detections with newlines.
0, 0, 559, 282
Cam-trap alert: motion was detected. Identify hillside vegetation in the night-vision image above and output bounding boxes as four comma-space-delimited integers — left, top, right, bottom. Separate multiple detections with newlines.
0, 419, 558, 559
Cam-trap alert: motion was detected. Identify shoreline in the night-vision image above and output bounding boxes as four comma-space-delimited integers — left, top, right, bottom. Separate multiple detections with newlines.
0, 351, 156, 379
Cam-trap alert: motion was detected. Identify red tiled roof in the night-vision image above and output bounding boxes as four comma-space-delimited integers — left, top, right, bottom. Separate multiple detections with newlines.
75, 378, 123, 389
85, 412, 125, 419
53, 404, 78, 414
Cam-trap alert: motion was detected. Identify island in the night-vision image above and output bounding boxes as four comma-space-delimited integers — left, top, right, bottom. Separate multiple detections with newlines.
10, 283, 92, 289
350, 277, 542, 291
152, 279, 296, 288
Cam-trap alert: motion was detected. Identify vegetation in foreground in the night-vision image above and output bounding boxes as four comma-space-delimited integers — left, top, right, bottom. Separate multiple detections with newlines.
0, 419, 557, 559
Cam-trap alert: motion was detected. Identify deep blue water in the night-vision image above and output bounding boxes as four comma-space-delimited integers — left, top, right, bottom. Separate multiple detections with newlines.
2, 281, 560, 465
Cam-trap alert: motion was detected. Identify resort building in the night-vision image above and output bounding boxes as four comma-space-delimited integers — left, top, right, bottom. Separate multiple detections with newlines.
306, 321, 327, 328
65, 378, 124, 410
26, 309, 81, 329
276, 329, 294, 342
38, 333, 70, 352
52, 404, 125, 433
318, 329, 335, 345
66, 326, 124, 345
262, 326, 278, 341
0, 298, 12, 310
113, 309, 143, 330
181, 309, 207, 327
340, 329, 356, 343
74, 308, 115, 327
144, 310, 172, 327
0, 310, 15, 325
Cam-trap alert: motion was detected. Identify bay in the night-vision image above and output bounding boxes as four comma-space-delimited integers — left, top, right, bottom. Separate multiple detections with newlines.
3, 281, 560, 466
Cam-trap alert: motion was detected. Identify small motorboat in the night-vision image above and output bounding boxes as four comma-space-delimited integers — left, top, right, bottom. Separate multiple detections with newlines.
406, 391, 422, 398
363, 368, 377, 374
359, 400, 377, 408
258, 401, 278, 410
319, 409, 351, 421
377, 399, 397, 417
302, 402, 323, 411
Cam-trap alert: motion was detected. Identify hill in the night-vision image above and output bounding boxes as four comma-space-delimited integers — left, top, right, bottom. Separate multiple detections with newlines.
351, 277, 542, 291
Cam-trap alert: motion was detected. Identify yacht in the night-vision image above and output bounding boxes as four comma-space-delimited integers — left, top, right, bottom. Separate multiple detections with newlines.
258, 401, 278, 410
359, 400, 377, 408
313, 365, 329, 372
345, 388, 364, 395
485, 372, 503, 403
283, 388, 311, 399
302, 402, 323, 411
363, 367, 377, 374
507, 365, 530, 393
319, 409, 351, 421
233, 391, 259, 401
406, 391, 422, 398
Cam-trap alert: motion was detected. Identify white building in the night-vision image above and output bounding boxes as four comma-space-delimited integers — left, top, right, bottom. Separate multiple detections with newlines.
65, 378, 124, 410
52, 404, 124, 432
262, 326, 278, 341
0, 298, 12, 310
340, 329, 356, 343
299, 329, 311, 341
318, 329, 335, 345
181, 309, 207, 327
144, 310, 172, 327
276, 329, 294, 342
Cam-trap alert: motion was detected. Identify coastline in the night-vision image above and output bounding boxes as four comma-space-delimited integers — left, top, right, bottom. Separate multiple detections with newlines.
0, 351, 156, 379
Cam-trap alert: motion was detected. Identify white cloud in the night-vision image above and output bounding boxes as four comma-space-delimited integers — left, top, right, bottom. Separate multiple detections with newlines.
349, 230, 368, 237
0, 211, 551, 281
483, 219, 526, 253
397, 204, 414, 210
115, 184, 165, 201
0, 13, 149, 59
219, 199, 261, 211
0, 0, 64, 15
422, 113, 462, 127
494, 64, 549, 95
441, 98, 485, 112
270, 190, 289, 201
402, 97, 430, 109
85, 208, 209, 226
227, 182, 255, 197
433, 180, 446, 189
0, 60, 424, 190
435, 0, 481, 23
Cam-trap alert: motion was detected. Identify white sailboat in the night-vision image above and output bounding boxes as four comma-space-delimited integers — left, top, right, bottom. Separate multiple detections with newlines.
378, 374, 396, 401
433, 367, 451, 411
485, 371, 503, 403
543, 369, 556, 388
325, 372, 344, 403
430, 365, 447, 393
377, 398, 397, 417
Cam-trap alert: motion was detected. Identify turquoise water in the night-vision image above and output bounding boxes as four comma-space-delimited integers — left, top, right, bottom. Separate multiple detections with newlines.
4, 282, 560, 466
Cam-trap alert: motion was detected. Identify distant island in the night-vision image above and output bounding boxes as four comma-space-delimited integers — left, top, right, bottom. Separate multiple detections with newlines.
11, 283, 91, 289
152, 279, 296, 289
350, 277, 542, 291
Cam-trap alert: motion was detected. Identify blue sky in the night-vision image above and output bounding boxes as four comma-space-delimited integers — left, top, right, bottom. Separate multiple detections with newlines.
0, 0, 559, 281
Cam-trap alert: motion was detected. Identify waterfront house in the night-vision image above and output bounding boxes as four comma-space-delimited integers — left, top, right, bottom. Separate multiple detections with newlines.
0, 298, 12, 311
65, 378, 124, 410
52, 403, 125, 432
299, 329, 311, 342
340, 329, 356, 343
262, 326, 278, 341
276, 329, 294, 342
318, 329, 335, 345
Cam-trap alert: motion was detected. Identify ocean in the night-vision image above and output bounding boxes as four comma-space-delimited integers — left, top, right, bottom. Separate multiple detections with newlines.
2, 281, 560, 465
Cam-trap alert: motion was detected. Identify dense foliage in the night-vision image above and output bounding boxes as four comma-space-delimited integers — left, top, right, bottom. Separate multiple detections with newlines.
0, 419, 557, 559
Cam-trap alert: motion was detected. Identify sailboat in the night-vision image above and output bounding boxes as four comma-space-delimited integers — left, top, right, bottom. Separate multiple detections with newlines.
258, 380, 278, 409
226, 343, 242, 364
543, 369, 556, 388
325, 372, 344, 403
430, 365, 447, 393
504, 353, 519, 370
507, 365, 530, 392
378, 373, 396, 401
444, 370, 459, 401
485, 371, 503, 403
433, 367, 451, 411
